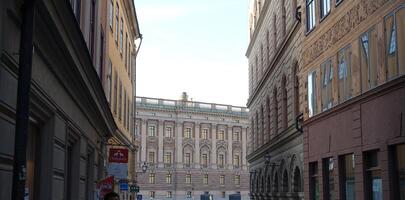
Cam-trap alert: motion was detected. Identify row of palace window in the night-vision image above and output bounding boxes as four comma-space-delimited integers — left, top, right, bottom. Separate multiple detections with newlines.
149, 191, 229, 199
309, 144, 405, 200
145, 125, 241, 141
308, 5, 405, 117
250, 0, 298, 92
306, 0, 344, 32
108, 0, 132, 77
148, 173, 241, 186
251, 65, 300, 151
147, 152, 241, 168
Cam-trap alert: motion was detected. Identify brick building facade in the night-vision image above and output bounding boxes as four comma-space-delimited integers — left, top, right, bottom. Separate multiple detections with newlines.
301, 0, 405, 199
135, 96, 250, 200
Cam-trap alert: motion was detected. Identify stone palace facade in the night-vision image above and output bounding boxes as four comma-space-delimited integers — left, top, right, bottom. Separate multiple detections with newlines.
134, 96, 250, 200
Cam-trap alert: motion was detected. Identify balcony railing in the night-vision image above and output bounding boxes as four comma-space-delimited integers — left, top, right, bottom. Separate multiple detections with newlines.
136, 96, 249, 116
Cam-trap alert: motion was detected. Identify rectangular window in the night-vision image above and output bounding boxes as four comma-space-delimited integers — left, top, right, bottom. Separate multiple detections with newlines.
385, 6, 405, 79
165, 127, 172, 138
220, 175, 225, 185
221, 192, 226, 198
308, 71, 317, 117
166, 191, 172, 198
235, 175, 240, 185
340, 154, 355, 200
187, 191, 192, 198
364, 150, 382, 200
166, 173, 172, 184
219, 154, 225, 167
148, 152, 155, 164
109, 0, 113, 29
185, 153, 191, 165
306, 0, 316, 32
165, 152, 172, 164
392, 144, 405, 200
338, 46, 352, 103
202, 154, 208, 167
321, 59, 333, 111
150, 191, 155, 198
310, 162, 320, 200
219, 130, 225, 140
106, 59, 112, 103
115, 3, 119, 42
233, 131, 240, 141
148, 126, 156, 137
186, 174, 192, 184
113, 71, 118, 114
360, 28, 378, 91
323, 157, 335, 200
203, 174, 208, 185
118, 80, 122, 120
185, 127, 191, 138
125, 33, 128, 68
123, 90, 127, 127
201, 129, 208, 139
234, 155, 240, 167
149, 173, 155, 184
320, 0, 330, 19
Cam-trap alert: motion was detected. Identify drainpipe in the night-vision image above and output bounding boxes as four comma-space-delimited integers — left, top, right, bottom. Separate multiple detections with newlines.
11, 0, 36, 199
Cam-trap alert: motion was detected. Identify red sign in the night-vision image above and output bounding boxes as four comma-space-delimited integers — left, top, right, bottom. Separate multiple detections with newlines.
97, 176, 114, 198
109, 148, 129, 163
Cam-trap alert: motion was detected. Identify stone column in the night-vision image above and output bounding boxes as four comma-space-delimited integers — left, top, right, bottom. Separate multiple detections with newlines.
158, 120, 164, 167
141, 119, 147, 163
211, 124, 217, 169
227, 126, 233, 170
194, 123, 200, 168
242, 127, 247, 170
175, 122, 183, 168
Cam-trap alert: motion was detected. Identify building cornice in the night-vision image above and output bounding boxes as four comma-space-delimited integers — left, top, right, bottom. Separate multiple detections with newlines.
246, 21, 300, 108
36, 0, 117, 137
245, 0, 271, 57
302, 75, 405, 127
246, 124, 302, 163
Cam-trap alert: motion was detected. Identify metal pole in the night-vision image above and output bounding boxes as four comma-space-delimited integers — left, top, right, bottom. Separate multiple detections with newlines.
11, 0, 36, 199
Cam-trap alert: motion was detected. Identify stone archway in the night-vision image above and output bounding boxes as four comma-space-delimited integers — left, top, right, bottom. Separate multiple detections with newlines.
282, 169, 289, 192
293, 166, 302, 192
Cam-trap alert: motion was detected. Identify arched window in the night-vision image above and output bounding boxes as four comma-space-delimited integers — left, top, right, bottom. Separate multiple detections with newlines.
267, 173, 272, 193
282, 0, 286, 36
292, 0, 298, 20
261, 44, 264, 72
251, 119, 255, 151
266, 30, 270, 64
274, 172, 279, 192
256, 112, 259, 147
273, 88, 279, 135
255, 56, 259, 84
260, 104, 264, 144
293, 63, 300, 117
282, 169, 289, 192
281, 75, 288, 129
273, 15, 277, 49
266, 96, 271, 141
293, 166, 302, 192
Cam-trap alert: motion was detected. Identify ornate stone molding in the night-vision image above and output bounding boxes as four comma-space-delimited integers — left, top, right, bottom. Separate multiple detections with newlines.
303, 0, 390, 66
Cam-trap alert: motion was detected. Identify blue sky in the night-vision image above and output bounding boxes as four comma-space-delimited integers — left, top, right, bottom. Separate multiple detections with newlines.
135, 0, 249, 107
